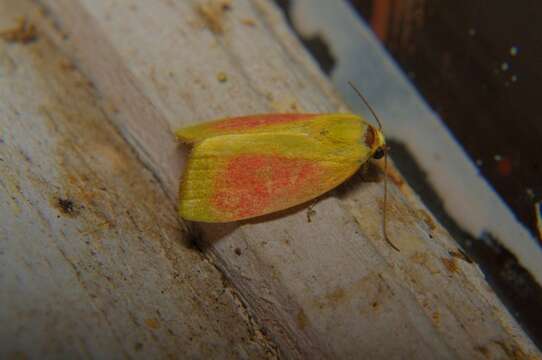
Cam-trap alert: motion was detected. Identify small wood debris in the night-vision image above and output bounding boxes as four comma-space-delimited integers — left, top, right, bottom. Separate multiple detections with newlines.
448, 249, 473, 264
197, 0, 232, 34
217, 71, 228, 82
240, 18, 256, 27
0, 17, 37, 44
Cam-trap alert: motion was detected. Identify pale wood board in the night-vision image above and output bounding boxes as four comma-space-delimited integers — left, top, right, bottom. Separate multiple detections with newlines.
0, 1, 277, 358
1, 0, 539, 358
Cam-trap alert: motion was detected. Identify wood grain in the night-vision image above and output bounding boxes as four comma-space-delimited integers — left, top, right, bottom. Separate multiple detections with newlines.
0, 1, 276, 358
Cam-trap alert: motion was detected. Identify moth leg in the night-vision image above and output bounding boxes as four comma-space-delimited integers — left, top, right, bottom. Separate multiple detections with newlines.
306, 200, 319, 223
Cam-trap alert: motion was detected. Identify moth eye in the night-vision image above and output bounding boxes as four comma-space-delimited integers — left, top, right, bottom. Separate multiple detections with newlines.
372, 148, 385, 160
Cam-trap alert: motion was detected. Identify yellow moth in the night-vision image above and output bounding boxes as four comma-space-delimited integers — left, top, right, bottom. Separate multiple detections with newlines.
176, 83, 397, 250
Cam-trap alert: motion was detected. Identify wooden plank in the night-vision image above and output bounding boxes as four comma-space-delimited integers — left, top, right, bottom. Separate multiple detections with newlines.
8, 0, 540, 358
0, 2, 276, 359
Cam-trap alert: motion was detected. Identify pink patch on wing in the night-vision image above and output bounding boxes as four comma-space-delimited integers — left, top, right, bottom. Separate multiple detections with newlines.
212, 154, 322, 219
213, 114, 317, 131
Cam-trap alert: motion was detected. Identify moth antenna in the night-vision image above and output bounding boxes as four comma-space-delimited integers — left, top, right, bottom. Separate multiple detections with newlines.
348, 81, 383, 130
348, 81, 399, 251
383, 149, 400, 252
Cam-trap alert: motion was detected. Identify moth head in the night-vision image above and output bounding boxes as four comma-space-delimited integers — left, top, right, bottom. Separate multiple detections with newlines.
364, 124, 387, 160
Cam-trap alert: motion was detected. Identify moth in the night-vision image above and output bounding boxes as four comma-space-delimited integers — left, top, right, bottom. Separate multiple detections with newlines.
176, 83, 397, 250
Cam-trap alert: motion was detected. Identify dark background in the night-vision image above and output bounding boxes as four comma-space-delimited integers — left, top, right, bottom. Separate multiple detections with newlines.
351, 0, 541, 240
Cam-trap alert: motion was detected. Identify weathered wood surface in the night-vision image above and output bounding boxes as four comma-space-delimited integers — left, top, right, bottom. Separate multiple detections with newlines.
0, 0, 539, 358
0, 2, 276, 359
